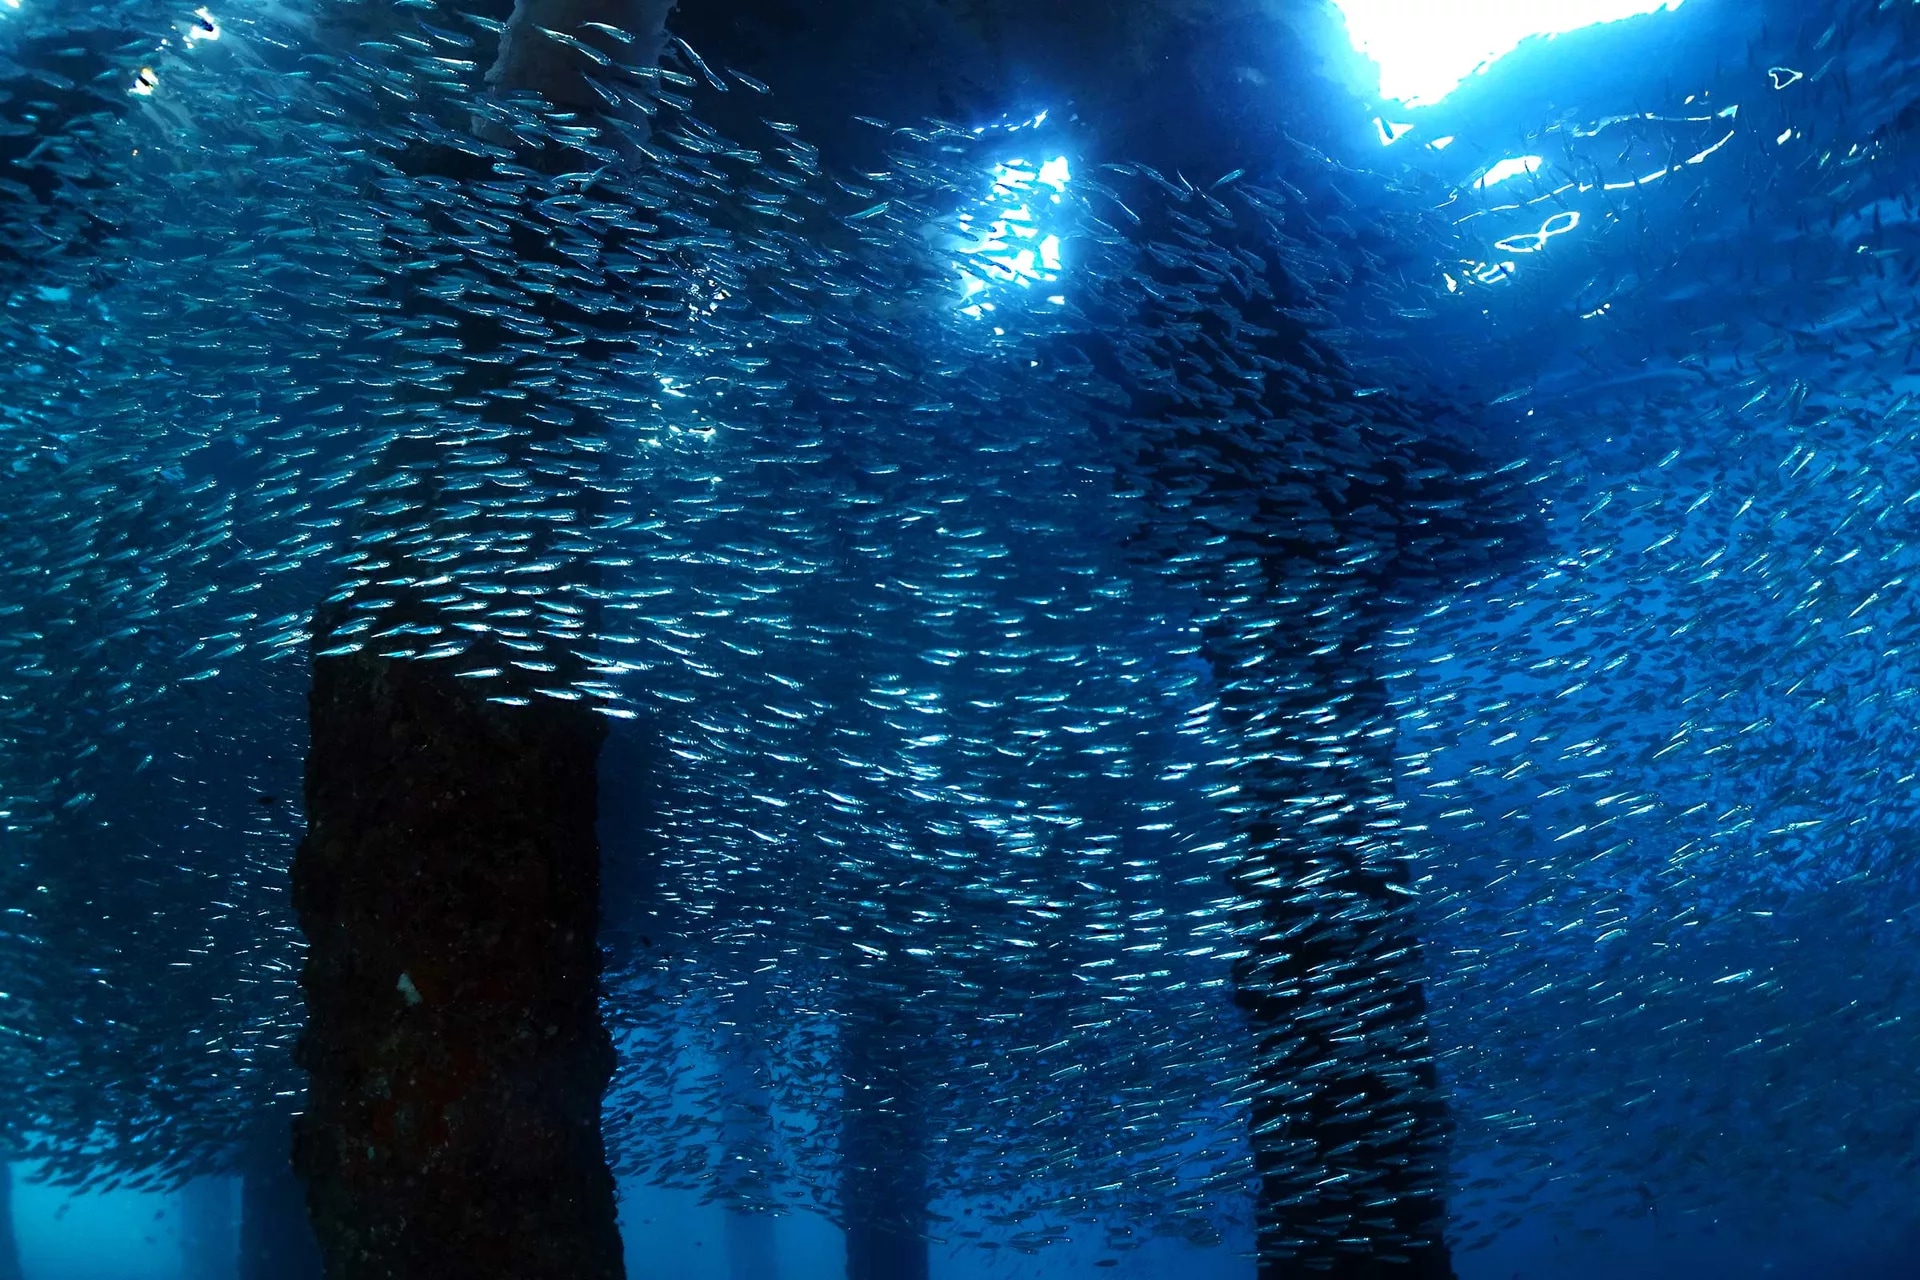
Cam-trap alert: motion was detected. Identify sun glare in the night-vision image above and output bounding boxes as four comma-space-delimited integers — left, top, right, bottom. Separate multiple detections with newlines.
1331, 0, 1687, 106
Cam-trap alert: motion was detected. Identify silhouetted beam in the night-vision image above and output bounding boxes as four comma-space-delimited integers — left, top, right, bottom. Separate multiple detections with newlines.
179, 1172, 239, 1280
1209, 647, 1455, 1280
715, 1028, 782, 1280
668, 0, 1368, 176
838, 1002, 930, 1280
725, 1209, 779, 1280
0, 1149, 20, 1280
238, 1119, 324, 1280
291, 640, 621, 1280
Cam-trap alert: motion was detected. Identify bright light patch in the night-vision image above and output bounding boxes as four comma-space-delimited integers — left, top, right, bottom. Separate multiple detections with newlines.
184, 7, 220, 44
1494, 208, 1580, 253
1373, 117, 1415, 145
1332, 0, 1687, 105
953, 154, 1073, 317
1475, 155, 1544, 188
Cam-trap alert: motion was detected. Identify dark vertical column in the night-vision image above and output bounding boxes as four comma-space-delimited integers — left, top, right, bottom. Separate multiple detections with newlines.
724, 1209, 778, 1280
291, 641, 622, 1280
181, 1172, 240, 1280
839, 1002, 929, 1280
0, 1151, 20, 1280
237, 1119, 323, 1280
1212, 639, 1454, 1280
283, 3, 664, 1277
716, 1030, 780, 1280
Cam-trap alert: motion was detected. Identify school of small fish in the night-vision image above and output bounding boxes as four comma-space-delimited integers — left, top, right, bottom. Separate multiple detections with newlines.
0, 0, 1917, 1268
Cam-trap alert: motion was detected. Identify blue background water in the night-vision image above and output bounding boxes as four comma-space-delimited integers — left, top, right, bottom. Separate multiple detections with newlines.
6, 0, 1920, 1275
11, 1163, 1919, 1279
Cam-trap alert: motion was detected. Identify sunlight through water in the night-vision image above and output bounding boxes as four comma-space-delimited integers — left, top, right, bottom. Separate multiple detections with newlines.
1331, 0, 1687, 105
952, 136, 1072, 318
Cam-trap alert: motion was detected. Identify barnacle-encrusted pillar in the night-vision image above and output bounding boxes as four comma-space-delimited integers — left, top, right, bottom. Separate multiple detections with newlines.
839, 1000, 930, 1280
291, 641, 621, 1280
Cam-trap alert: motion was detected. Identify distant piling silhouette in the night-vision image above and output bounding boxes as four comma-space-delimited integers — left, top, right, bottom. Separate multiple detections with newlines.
839, 998, 931, 1280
